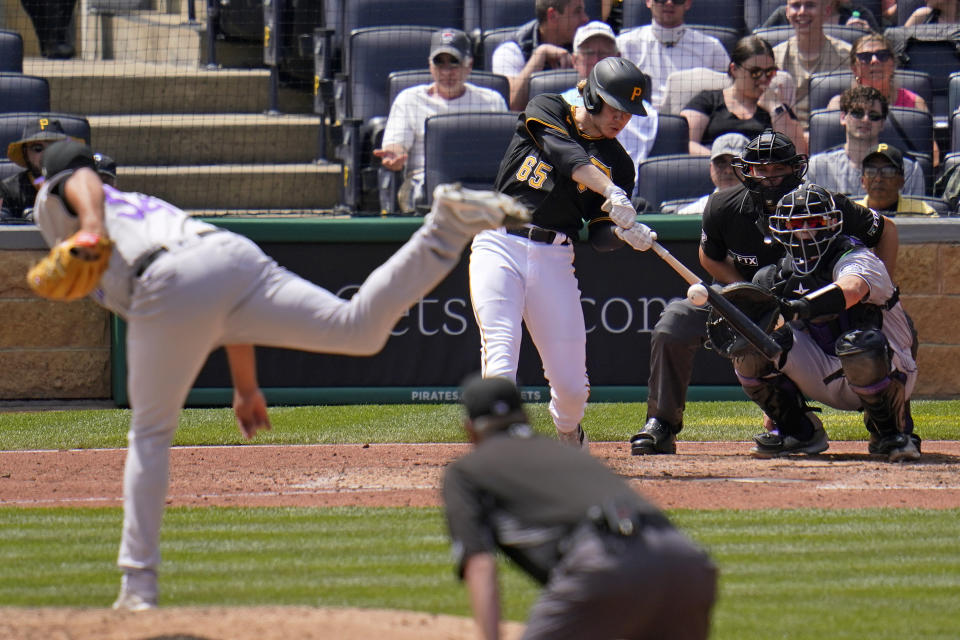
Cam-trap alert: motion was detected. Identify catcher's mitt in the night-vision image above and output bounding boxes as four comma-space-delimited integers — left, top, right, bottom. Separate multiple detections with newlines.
706, 282, 781, 359
26, 231, 112, 301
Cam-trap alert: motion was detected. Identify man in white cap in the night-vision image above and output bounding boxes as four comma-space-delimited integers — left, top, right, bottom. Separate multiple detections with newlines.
375, 28, 508, 213
561, 21, 659, 180
677, 132, 750, 214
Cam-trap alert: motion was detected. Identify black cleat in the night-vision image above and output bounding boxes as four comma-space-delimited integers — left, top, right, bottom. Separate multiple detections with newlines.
630, 418, 677, 455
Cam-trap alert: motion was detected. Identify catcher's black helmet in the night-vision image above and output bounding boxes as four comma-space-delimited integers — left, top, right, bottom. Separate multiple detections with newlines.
770, 184, 843, 276
732, 129, 808, 210
583, 57, 648, 116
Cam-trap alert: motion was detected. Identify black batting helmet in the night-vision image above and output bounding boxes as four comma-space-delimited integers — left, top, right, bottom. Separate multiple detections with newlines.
732, 129, 808, 210
770, 184, 843, 276
583, 57, 648, 116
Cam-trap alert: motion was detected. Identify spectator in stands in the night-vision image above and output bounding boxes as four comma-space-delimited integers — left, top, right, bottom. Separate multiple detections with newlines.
905, 0, 960, 25
857, 143, 939, 214
682, 35, 807, 156
761, 0, 880, 31
827, 34, 930, 111
492, 0, 590, 110
676, 133, 750, 214
19, 0, 77, 59
94, 152, 118, 188
807, 86, 925, 195
561, 21, 659, 175
0, 118, 70, 222
773, 0, 852, 130
616, 0, 730, 112
375, 29, 508, 213
827, 33, 939, 163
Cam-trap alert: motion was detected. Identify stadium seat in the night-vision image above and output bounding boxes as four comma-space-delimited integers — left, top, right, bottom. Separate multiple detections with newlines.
387, 69, 510, 107
752, 24, 870, 49
659, 67, 729, 116
481, 27, 518, 72
953, 112, 960, 154
421, 111, 518, 208
949, 71, 960, 122
0, 159, 19, 181
0, 30, 24, 73
808, 70, 933, 113
0, 74, 50, 114
0, 113, 92, 160
621, 0, 746, 34
885, 25, 960, 122
528, 69, 579, 100
334, 26, 437, 213
635, 154, 712, 212
697, 26, 742, 56
648, 114, 689, 157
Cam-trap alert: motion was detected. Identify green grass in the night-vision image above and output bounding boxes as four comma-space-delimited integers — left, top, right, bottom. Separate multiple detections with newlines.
1, 506, 959, 638
2, 399, 959, 449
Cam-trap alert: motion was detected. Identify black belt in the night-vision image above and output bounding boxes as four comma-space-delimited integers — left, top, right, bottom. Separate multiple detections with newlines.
506, 226, 569, 245
135, 228, 224, 277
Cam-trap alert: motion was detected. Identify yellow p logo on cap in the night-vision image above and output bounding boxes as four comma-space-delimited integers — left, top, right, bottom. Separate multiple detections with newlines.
630, 86, 643, 101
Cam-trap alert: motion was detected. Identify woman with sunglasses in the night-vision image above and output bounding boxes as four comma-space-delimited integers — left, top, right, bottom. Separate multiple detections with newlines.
682, 35, 807, 156
826, 33, 930, 112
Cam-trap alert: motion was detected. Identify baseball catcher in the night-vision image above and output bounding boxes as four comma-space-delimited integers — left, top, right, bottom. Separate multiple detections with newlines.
709, 183, 920, 461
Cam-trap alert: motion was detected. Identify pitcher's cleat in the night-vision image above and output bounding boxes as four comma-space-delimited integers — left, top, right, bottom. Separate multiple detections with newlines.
432, 183, 531, 235
557, 424, 590, 452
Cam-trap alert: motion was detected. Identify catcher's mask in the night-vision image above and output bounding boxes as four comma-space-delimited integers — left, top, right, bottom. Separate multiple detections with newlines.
732, 129, 807, 213
770, 184, 843, 276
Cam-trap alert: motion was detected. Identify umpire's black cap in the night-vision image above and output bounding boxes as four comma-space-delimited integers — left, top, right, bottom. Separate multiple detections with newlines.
42, 139, 97, 179
461, 375, 523, 420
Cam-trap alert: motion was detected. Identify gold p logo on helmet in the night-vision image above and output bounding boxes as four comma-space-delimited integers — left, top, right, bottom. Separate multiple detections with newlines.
630, 86, 643, 101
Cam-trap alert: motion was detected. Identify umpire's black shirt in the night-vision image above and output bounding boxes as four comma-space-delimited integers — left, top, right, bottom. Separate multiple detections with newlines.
700, 184, 885, 283
443, 428, 660, 585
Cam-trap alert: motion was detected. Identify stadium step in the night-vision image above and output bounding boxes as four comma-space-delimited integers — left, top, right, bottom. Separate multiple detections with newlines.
119, 163, 340, 210
87, 113, 322, 165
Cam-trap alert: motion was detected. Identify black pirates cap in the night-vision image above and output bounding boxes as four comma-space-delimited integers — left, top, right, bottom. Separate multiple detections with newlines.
461, 375, 523, 420
863, 143, 904, 174
42, 139, 97, 179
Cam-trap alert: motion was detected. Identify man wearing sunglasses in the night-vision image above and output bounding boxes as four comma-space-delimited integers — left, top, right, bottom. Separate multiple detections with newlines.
808, 86, 925, 196
1, 118, 71, 223
856, 143, 939, 215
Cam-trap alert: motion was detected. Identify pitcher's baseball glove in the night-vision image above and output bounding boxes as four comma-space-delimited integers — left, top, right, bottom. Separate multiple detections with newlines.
27, 231, 112, 300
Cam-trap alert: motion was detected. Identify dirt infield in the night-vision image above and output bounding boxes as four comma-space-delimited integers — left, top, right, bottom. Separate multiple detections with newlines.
3, 440, 960, 510
2, 440, 959, 638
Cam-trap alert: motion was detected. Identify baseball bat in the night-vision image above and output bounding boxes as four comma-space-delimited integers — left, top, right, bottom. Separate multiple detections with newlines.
650, 242, 783, 361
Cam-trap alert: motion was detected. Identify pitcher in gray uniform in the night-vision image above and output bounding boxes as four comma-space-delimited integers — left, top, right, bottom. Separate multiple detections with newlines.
31, 140, 530, 611
443, 375, 717, 640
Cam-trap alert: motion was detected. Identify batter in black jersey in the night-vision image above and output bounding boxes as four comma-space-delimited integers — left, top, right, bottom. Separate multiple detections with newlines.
495, 93, 638, 239
629, 129, 898, 456
471, 57, 657, 449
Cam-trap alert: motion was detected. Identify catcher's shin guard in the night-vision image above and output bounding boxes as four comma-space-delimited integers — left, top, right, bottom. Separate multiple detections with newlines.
836, 328, 910, 438
738, 372, 817, 440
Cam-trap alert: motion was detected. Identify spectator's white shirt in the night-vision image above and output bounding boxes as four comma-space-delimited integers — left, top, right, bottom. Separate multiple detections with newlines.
561, 87, 658, 196
807, 146, 925, 197
617, 23, 729, 111
381, 83, 508, 177
676, 191, 713, 214
492, 41, 527, 77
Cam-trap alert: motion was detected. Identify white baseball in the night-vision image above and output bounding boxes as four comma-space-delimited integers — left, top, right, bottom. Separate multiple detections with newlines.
687, 283, 709, 306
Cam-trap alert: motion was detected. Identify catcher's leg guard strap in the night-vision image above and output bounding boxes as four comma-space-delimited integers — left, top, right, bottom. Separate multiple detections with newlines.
738, 373, 816, 439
